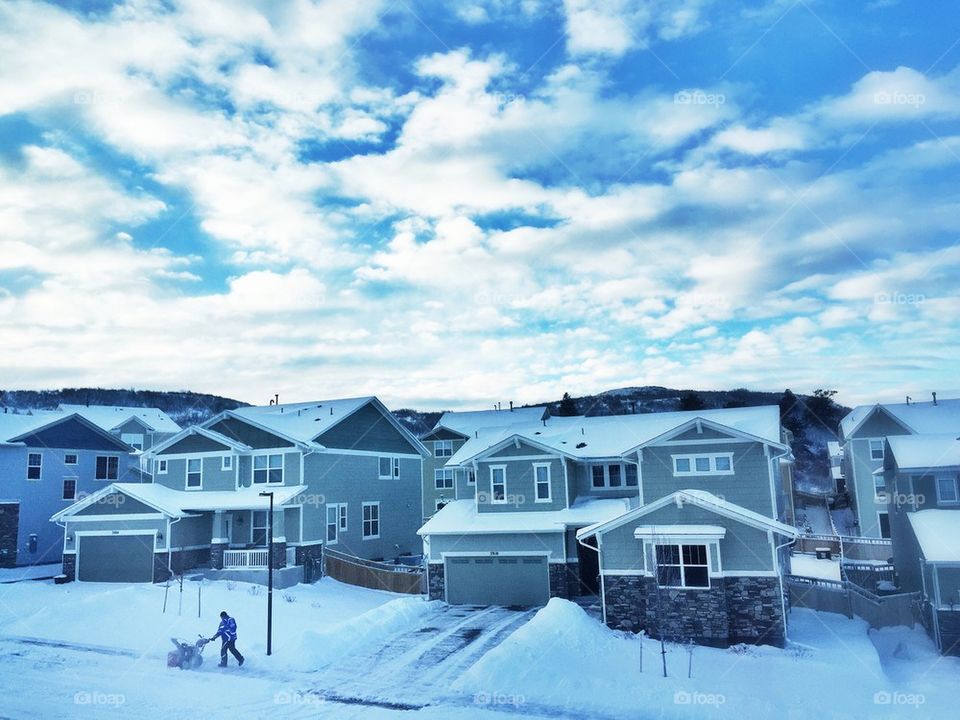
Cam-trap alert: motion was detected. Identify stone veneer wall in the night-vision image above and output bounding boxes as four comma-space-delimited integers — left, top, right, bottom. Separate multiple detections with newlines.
270, 541, 287, 570
427, 562, 445, 601
210, 542, 227, 570
549, 562, 585, 599
296, 543, 324, 583
62, 553, 76, 581
603, 575, 786, 648
0, 503, 18, 568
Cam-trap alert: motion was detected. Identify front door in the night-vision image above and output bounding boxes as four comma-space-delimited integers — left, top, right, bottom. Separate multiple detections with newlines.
576, 536, 601, 596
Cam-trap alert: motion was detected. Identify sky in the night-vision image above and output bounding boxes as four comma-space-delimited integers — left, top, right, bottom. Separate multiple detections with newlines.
0, 0, 958, 410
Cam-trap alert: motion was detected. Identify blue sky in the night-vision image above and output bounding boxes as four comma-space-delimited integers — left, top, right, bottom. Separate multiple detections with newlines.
0, 0, 958, 409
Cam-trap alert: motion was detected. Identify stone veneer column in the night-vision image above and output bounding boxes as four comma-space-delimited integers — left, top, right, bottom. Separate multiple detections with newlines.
211, 510, 228, 569
428, 562, 445, 600
61, 553, 76, 582
270, 541, 287, 569
0, 503, 18, 568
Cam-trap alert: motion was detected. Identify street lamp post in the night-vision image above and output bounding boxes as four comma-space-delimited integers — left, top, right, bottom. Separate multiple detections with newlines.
259, 490, 274, 656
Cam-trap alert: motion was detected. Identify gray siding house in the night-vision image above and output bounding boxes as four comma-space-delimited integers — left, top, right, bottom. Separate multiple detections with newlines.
1, 411, 140, 568
838, 397, 960, 538
52, 397, 428, 583
418, 406, 797, 647
420, 406, 549, 521
57, 404, 181, 451
885, 434, 960, 655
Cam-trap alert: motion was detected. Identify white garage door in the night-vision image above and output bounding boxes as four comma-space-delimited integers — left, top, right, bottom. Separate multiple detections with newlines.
444, 555, 549, 607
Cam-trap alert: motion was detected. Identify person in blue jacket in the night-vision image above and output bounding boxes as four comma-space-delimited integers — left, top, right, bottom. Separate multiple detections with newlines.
210, 610, 244, 667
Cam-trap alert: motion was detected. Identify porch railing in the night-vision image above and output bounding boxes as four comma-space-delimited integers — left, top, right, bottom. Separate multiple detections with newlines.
223, 548, 269, 569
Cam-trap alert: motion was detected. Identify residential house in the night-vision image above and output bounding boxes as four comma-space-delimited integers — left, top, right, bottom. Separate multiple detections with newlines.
58, 404, 181, 451
827, 440, 844, 494
884, 434, 960, 655
420, 406, 549, 521
418, 406, 797, 647
1, 410, 140, 568
838, 397, 960, 538
51, 397, 428, 583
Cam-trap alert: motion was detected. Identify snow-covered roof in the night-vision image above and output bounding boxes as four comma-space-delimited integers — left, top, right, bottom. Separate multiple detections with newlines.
887, 434, 960, 470
0, 410, 64, 443
840, 398, 960, 439
448, 405, 784, 466
52, 482, 308, 521
430, 406, 550, 439
58, 404, 181, 434
577, 489, 798, 540
417, 496, 634, 536
908, 510, 960, 563
148, 426, 252, 456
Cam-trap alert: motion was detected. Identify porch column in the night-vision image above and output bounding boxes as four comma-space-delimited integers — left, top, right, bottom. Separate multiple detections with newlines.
210, 510, 228, 570
270, 508, 286, 569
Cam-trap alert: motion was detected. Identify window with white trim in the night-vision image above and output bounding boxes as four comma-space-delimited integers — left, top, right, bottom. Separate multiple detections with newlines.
379, 456, 400, 479
252, 510, 268, 547
534, 463, 551, 502
326, 504, 339, 544
338, 503, 348, 532
434, 440, 453, 457
362, 502, 380, 539
671, 454, 734, 476
62, 478, 76, 500
121, 433, 144, 450
490, 466, 507, 504
591, 464, 630, 488
435, 468, 454, 490
27, 453, 42, 480
656, 544, 709, 588
869, 439, 884, 461
222, 455, 233, 471
95, 455, 119, 481
186, 458, 202, 488
874, 472, 886, 500
254, 454, 283, 484
937, 475, 959, 504
625, 463, 638, 487
64, 453, 78, 466
155, 458, 168, 475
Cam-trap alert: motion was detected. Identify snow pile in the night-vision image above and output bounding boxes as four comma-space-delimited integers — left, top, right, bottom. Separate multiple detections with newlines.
790, 552, 841, 581
286, 595, 441, 670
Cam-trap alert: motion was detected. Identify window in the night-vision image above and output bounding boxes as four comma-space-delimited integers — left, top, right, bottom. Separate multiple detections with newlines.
379, 456, 400, 479
591, 464, 630, 489
254, 454, 283, 484
490, 466, 507, 504
326, 505, 339, 544
62, 478, 77, 500
362, 502, 380, 539
434, 440, 453, 457
937, 476, 959, 504
95, 455, 119, 481
608, 464, 622, 487
534, 463, 551, 502
672, 454, 734, 476
27, 453, 42, 480
656, 544, 709, 588
592, 465, 605, 488
338, 504, 348, 532
878, 512, 891, 539
869, 439, 884, 461
222, 455, 233, 471
435, 469, 454, 490
186, 458, 202, 488
467, 469, 476, 485
121, 433, 144, 451
64, 453, 77, 466
155, 458, 168, 475
455, 468, 474, 486
625, 464, 638, 487
874, 473, 886, 500
252, 511, 268, 547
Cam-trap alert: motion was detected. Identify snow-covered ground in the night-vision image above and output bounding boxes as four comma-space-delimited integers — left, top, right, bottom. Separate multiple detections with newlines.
795, 500, 834, 535
790, 552, 842, 581
0, 562, 61, 583
0, 578, 956, 718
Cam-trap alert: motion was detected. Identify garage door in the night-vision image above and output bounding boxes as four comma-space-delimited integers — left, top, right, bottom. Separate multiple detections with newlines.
444, 555, 549, 607
77, 534, 155, 583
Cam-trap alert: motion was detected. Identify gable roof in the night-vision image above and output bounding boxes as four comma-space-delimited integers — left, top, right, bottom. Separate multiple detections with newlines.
576, 489, 798, 541
4, 412, 134, 452
147, 426, 252, 456
58, 404, 181, 434
887, 434, 960, 470
0, 410, 65, 443
840, 398, 960, 439
448, 406, 785, 466
427, 406, 550, 440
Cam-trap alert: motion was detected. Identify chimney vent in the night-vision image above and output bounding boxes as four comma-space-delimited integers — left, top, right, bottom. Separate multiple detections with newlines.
933, 392, 938, 406
509, 401, 514, 412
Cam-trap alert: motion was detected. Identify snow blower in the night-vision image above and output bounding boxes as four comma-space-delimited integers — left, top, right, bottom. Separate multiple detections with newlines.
167, 635, 210, 670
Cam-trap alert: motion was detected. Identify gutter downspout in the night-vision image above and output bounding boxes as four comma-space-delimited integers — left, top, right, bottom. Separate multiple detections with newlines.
775, 533, 797, 646
577, 533, 605, 624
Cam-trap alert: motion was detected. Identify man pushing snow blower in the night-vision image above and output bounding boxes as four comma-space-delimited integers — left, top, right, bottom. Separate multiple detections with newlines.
209, 610, 245, 668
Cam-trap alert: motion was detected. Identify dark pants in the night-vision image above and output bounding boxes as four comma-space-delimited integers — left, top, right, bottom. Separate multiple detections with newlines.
220, 639, 244, 665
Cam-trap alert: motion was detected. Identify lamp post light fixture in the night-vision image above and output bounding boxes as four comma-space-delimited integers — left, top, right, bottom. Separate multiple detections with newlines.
258, 490, 274, 656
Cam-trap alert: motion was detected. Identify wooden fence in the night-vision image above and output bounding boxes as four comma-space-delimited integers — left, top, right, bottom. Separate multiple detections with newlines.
787, 575, 919, 629
795, 534, 893, 562
322, 547, 424, 595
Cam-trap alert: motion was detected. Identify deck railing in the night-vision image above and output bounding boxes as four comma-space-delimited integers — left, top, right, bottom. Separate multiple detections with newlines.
223, 548, 269, 569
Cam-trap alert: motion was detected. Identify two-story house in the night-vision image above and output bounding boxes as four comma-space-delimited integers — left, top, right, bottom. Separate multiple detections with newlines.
418, 406, 797, 647
885, 434, 960, 655
1, 410, 140, 568
838, 397, 960, 538
51, 397, 428, 583
58, 404, 181, 452
420, 406, 549, 521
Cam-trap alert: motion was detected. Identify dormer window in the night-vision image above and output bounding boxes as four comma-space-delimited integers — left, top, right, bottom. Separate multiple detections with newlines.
869, 439, 884, 461
672, 454, 734, 477
434, 440, 453, 457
